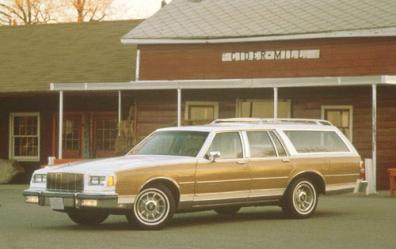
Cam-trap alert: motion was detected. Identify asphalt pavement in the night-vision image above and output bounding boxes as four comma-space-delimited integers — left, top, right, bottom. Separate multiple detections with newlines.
0, 185, 395, 249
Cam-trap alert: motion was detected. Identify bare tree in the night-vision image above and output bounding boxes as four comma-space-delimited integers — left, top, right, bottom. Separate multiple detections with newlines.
69, 0, 113, 23
0, 0, 55, 25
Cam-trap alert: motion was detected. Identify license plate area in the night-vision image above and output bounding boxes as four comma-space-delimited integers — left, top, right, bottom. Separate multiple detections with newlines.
49, 197, 64, 210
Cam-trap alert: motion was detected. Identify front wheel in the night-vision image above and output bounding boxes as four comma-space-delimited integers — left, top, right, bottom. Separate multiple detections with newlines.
127, 184, 175, 230
282, 178, 318, 219
67, 209, 109, 225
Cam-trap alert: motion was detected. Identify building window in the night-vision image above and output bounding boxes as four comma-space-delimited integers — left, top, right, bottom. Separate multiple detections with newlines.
9, 113, 40, 161
185, 101, 219, 125
321, 106, 353, 141
237, 99, 291, 118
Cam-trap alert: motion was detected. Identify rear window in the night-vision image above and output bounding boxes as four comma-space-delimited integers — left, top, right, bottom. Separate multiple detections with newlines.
284, 130, 350, 153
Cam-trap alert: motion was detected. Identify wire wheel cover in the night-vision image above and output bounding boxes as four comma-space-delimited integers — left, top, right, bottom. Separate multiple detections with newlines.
292, 181, 316, 214
134, 189, 169, 225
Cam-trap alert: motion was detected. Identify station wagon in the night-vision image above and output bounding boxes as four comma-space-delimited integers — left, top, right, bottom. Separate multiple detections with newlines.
24, 118, 362, 229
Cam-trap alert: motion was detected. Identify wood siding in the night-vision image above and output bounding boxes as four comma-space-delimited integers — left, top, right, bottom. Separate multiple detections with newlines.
139, 37, 396, 80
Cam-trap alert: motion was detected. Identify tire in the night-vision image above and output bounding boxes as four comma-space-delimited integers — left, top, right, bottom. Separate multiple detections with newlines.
214, 206, 241, 215
127, 184, 175, 230
67, 209, 109, 225
282, 178, 318, 219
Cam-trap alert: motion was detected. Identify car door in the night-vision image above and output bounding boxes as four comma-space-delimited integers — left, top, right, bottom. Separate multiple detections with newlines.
194, 131, 250, 206
246, 130, 294, 201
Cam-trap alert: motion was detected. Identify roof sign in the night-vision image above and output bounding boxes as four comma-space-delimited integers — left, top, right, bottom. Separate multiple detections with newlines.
222, 49, 320, 62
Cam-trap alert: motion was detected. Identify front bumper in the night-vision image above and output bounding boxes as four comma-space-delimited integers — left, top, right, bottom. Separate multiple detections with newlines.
23, 190, 128, 210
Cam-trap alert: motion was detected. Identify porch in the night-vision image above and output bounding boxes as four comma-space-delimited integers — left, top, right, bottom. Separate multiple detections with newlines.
49, 75, 396, 191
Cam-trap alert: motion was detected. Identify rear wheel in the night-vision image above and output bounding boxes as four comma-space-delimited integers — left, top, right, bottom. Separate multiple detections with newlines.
127, 184, 175, 230
214, 206, 241, 215
67, 209, 109, 225
282, 178, 318, 219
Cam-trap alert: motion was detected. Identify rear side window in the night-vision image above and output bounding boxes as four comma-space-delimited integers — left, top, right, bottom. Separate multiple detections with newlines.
247, 131, 277, 157
269, 131, 287, 157
284, 130, 350, 153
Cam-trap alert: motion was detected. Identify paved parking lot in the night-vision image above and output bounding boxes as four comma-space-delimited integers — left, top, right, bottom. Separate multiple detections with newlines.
0, 185, 395, 249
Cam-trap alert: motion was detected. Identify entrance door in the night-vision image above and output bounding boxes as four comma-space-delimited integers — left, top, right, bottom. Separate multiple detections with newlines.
93, 114, 118, 158
52, 114, 83, 159
195, 132, 250, 205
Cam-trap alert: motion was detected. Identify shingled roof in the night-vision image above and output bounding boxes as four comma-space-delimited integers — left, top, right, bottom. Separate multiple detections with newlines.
122, 0, 396, 44
0, 20, 140, 93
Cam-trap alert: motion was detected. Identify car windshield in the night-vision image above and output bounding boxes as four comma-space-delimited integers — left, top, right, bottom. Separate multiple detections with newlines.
129, 131, 209, 157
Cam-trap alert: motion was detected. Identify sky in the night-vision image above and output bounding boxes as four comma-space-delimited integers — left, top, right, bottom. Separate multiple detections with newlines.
110, 0, 173, 19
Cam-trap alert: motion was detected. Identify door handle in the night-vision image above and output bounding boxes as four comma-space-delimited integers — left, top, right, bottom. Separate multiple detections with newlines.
282, 158, 291, 163
236, 160, 248, 165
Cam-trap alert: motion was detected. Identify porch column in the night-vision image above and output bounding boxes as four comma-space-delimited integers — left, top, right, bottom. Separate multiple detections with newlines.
177, 88, 182, 127
118, 90, 122, 136
371, 84, 377, 193
58, 91, 64, 159
273, 87, 278, 119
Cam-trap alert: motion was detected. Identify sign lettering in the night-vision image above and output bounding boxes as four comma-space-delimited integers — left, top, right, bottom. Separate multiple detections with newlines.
222, 49, 320, 62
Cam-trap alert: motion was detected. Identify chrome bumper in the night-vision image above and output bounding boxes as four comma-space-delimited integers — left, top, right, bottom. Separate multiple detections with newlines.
23, 190, 128, 210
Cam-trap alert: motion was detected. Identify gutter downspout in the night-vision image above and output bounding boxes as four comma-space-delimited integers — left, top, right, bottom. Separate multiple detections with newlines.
58, 91, 64, 160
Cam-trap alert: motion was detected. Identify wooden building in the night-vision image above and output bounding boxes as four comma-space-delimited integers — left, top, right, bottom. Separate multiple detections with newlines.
2, 0, 396, 190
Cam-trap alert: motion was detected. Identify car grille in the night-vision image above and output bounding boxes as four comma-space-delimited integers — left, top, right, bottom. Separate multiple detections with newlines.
46, 173, 84, 193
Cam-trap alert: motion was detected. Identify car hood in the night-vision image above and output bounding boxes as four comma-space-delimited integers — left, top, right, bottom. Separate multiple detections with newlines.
35, 155, 197, 175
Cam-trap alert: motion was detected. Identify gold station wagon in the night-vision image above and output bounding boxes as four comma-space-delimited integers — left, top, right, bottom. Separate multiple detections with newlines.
24, 118, 362, 229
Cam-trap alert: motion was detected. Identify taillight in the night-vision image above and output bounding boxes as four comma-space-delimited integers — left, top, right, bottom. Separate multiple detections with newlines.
359, 161, 365, 180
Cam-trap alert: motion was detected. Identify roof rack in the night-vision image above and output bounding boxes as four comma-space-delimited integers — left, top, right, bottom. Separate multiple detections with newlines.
211, 118, 332, 126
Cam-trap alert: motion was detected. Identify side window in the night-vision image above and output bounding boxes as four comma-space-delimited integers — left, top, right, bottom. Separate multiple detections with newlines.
284, 130, 350, 153
269, 131, 287, 157
208, 132, 243, 159
247, 131, 277, 158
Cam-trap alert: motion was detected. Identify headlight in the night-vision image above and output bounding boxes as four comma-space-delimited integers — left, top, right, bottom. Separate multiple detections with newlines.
89, 176, 106, 186
32, 174, 47, 183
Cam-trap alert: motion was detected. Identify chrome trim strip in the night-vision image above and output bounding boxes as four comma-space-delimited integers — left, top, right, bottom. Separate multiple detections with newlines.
325, 173, 360, 177
249, 188, 285, 198
192, 188, 286, 202
194, 190, 249, 202
197, 178, 250, 184
252, 176, 289, 181
197, 176, 289, 184
179, 181, 195, 185
180, 194, 194, 202
326, 182, 356, 192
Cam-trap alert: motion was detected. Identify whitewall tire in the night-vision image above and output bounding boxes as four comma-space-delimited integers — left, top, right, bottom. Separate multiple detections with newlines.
282, 178, 318, 218
127, 185, 175, 230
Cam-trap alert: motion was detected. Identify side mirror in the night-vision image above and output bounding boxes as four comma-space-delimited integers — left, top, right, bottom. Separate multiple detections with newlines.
207, 151, 221, 162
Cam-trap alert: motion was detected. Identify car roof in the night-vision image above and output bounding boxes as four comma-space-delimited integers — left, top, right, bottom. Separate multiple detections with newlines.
157, 118, 337, 133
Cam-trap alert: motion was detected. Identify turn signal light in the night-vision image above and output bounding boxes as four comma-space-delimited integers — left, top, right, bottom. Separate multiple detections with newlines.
107, 176, 115, 187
